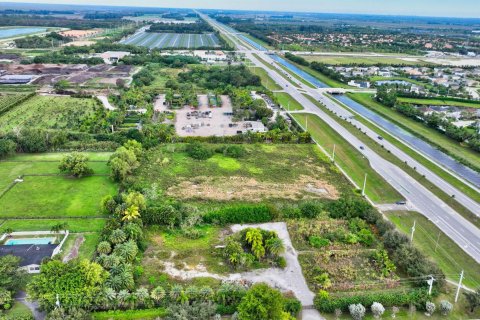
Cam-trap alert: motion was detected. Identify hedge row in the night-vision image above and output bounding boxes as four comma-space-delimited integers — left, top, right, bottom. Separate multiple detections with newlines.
314, 289, 430, 313
203, 204, 274, 225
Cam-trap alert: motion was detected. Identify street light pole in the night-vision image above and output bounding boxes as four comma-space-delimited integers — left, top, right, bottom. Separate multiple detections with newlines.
361, 173, 367, 196
332, 144, 336, 162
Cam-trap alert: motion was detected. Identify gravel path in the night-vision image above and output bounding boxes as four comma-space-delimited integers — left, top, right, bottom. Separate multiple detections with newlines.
161, 222, 324, 319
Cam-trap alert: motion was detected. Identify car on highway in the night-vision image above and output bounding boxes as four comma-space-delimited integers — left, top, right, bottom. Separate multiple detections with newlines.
378, 136, 383, 140
359, 146, 364, 150
395, 200, 407, 205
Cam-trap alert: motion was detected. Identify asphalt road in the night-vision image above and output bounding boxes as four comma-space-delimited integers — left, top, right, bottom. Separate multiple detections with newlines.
205, 16, 480, 264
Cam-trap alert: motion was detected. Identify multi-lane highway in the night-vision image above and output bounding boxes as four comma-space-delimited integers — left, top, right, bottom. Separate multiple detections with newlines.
203, 14, 480, 264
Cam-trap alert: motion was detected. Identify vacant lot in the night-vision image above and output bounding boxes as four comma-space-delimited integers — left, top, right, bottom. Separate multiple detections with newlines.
0, 152, 116, 218
299, 54, 431, 66
0, 95, 103, 133
397, 97, 480, 109
121, 32, 221, 49
132, 144, 351, 202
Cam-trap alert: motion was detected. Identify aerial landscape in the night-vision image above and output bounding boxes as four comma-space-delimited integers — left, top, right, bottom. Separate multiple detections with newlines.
0, 0, 479, 319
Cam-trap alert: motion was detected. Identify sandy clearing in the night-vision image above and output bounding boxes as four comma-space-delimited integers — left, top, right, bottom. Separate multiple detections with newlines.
97, 95, 116, 110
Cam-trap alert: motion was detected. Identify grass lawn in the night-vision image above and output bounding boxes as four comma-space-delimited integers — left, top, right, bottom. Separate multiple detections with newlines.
0, 152, 116, 218
347, 93, 480, 173
132, 144, 352, 202
0, 218, 106, 233
92, 308, 167, 320
290, 111, 403, 204
252, 53, 300, 88
0, 95, 103, 133
274, 92, 303, 111
59, 232, 100, 261
397, 97, 480, 109
249, 66, 282, 91
299, 54, 431, 66
386, 211, 480, 289
0, 175, 116, 218
328, 94, 480, 227
2, 302, 32, 319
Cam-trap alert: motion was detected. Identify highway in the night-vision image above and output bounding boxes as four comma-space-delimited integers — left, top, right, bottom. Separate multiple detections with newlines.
203, 14, 480, 264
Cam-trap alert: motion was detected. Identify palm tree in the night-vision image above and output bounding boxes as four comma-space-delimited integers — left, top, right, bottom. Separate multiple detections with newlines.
109, 229, 127, 244
265, 237, 285, 257
113, 240, 138, 262
169, 284, 183, 302
185, 285, 199, 302
122, 205, 140, 222
199, 286, 213, 302
116, 290, 130, 309
102, 254, 120, 269
97, 241, 112, 255
103, 287, 117, 309
123, 223, 143, 241
150, 286, 166, 305
135, 287, 150, 308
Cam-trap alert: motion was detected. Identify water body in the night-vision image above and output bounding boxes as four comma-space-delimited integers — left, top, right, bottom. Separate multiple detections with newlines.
239, 34, 267, 51
0, 27, 46, 39
336, 95, 480, 188
235, 22, 480, 188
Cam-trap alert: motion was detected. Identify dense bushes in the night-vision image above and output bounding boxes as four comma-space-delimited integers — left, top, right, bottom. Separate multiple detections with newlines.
284, 52, 309, 66
315, 289, 430, 313
203, 204, 274, 224
186, 142, 214, 160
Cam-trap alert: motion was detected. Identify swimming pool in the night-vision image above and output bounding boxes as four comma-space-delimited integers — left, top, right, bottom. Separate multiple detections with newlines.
4, 238, 56, 245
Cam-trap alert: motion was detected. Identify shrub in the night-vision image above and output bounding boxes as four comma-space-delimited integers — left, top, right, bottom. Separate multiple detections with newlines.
308, 236, 330, 248
283, 297, 301, 316
439, 300, 452, 316
357, 229, 375, 246
314, 289, 428, 313
371, 302, 385, 319
349, 303, 366, 320
186, 142, 213, 160
220, 145, 246, 158
299, 201, 323, 218
276, 256, 287, 269
425, 301, 436, 316
203, 204, 273, 224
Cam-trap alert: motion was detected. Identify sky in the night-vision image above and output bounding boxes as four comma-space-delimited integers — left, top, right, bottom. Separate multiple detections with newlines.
3, 0, 480, 18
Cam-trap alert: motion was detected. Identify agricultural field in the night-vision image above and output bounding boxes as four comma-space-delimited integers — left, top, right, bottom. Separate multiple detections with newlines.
131, 144, 353, 202
0, 95, 105, 133
121, 32, 221, 49
0, 92, 34, 116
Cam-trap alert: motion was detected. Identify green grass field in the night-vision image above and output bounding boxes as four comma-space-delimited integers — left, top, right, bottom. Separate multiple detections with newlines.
0, 96, 102, 133
0, 152, 116, 218
290, 111, 403, 204
299, 54, 431, 66
398, 97, 480, 109
387, 211, 480, 289
0, 218, 106, 233
249, 66, 282, 91
252, 53, 301, 88
348, 93, 480, 172
274, 92, 303, 111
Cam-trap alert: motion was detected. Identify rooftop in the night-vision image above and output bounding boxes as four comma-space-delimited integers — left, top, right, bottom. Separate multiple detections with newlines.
0, 244, 56, 267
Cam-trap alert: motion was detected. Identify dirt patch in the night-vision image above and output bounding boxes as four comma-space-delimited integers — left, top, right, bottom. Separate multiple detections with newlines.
166, 174, 338, 201
62, 235, 84, 262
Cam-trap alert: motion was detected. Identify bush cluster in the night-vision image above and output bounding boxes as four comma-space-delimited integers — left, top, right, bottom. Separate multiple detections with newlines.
203, 204, 274, 225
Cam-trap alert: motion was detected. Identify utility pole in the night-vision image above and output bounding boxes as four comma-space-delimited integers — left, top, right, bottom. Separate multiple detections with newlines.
455, 270, 464, 303
332, 144, 336, 162
427, 276, 435, 295
410, 220, 416, 242
361, 173, 367, 196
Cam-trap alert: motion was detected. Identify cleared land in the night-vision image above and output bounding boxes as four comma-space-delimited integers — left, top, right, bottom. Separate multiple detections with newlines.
132, 144, 352, 202
291, 112, 403, 204
386, 211, 480, 289
299, 54, 431, 66
0, 95, 102, 133
0, 152, 116, 218
347, 93, 480, 172
121, 32, 221, 49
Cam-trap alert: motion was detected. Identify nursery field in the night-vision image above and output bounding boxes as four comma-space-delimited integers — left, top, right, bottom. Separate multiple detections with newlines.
121, 32, 221, 49
0, 95, 104, 133
131, 144, 353, 202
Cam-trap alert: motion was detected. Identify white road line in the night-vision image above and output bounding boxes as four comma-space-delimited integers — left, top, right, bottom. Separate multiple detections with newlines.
187, 34, 192, 49
151, 33, 168, 49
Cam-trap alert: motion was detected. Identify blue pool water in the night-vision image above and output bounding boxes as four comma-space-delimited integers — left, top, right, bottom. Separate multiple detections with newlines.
5, 238, 56, 245
0, 27, 46, 39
